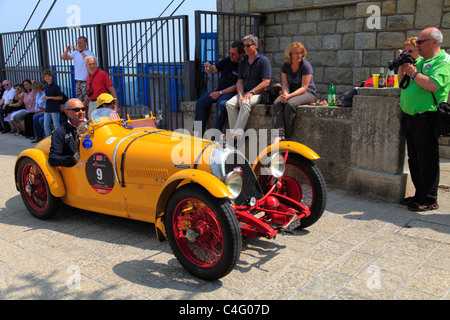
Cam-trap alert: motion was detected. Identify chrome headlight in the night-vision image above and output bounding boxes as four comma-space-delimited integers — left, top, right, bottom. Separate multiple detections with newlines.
270, 153, 285, 179
224, 169, 243, 200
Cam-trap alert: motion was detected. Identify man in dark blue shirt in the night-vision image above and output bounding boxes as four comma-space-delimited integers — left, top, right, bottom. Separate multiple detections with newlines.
49, 99, 86, 167
226, 35, 272, 141
194, 41, 244, 135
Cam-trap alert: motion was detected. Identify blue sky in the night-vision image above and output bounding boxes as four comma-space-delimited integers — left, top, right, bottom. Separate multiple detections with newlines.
0, 0, 217, 32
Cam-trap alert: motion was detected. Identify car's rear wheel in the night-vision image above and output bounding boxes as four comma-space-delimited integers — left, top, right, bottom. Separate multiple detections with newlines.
165, 184, 241, 280
17, 158, 60, 220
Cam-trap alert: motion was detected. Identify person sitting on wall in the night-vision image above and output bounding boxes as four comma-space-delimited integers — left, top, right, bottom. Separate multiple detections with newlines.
194, 41, 244, 135
225, 34, 272, 141
272, 42, 316, 143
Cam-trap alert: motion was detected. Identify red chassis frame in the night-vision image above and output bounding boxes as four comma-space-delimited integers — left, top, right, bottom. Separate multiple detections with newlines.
232, 151, 311, 239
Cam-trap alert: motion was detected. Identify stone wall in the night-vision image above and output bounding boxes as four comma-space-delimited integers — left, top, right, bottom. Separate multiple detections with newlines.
181, 88, 409, 202
217, 0, 450, 98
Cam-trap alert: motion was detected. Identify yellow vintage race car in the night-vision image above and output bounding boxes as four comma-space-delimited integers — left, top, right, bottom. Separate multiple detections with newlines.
15, 108, 327, 280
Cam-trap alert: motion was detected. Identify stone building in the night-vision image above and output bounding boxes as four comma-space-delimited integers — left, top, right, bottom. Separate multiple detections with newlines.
217, 0, 450, 98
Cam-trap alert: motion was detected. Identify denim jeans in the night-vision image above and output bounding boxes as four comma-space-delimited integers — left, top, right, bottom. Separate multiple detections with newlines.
194, 92, 235, 134
44, 112, 60, 137
33, 113, 45, 138
0, 111, 10, 131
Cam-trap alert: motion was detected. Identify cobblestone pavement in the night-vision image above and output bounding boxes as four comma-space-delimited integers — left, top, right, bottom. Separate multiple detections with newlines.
0, 133, 448, 300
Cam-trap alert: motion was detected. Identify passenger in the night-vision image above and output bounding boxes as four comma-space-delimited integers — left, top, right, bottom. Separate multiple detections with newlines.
48, 98, 86, 167
96, 93, 118, 112
83, 56, 117, 118
272, 42, 316, 142
225, 34, 272, 141
41, 69, 63, 137
194, 41, 244, 135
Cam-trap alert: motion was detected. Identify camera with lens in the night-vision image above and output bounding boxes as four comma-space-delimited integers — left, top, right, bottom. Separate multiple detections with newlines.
388, 50, 415, 70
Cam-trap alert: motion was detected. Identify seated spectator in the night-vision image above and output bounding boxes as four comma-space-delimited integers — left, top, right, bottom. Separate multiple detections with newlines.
226, 35, 271, 141
194, 41, 244, 135
30, 81, 46, 143
272, 42, 316, 142
4, 84, 26, 134
0, 80, 16, 133
11, 80, 36, 137
41, 69, 63, 137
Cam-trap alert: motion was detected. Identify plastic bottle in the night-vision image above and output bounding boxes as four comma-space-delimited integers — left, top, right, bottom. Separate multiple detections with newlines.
328, 83, 336, 106
379, 67, 386, 88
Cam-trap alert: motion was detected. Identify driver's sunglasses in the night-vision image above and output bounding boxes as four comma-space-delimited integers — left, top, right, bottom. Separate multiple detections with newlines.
68, 107, 86, 112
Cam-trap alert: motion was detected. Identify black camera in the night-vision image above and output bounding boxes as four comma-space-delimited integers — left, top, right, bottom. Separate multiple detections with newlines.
388, 50, 415, 70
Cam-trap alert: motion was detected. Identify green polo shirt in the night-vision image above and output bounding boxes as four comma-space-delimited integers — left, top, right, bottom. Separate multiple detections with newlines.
400, 49, 450, 115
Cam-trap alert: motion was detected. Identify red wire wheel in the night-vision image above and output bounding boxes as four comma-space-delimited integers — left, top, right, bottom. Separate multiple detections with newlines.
17, 158, 59, 219
165, 184, 241, 280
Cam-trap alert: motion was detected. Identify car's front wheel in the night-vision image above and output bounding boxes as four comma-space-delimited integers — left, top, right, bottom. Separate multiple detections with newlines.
165, 184, 241, 280
17, 157, 60, 220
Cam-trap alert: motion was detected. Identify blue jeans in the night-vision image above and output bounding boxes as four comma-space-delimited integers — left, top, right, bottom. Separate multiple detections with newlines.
33, 113, 45, 138
194, 92, 234, 134
0, 111, 10, 131
44, 112, 60, 137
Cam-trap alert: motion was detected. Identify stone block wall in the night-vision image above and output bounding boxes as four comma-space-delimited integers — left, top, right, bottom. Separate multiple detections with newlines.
217, 0, 450, 98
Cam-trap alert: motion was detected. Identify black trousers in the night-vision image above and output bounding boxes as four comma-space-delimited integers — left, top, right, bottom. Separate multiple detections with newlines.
403, 111, 440, 204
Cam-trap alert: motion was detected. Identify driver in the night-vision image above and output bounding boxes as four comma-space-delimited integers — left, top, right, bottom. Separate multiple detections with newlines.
49, 98, 86, 167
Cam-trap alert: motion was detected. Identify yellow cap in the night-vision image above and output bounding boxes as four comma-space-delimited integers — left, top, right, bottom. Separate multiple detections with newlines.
97, 93, 117, 107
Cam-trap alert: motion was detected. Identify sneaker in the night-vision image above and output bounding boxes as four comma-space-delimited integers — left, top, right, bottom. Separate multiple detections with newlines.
407, 201, 439, 212
31, 137, 42, 143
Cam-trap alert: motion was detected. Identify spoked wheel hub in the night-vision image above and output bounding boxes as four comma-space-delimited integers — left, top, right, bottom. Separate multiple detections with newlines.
173, 198, 224, 268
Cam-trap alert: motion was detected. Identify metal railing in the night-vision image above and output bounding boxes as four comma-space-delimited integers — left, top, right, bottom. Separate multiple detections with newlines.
0, 11, 261, 130
194, 11, 260, 98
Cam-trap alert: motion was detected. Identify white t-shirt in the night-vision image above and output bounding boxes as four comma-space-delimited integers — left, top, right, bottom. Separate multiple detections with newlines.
69, 49, 94, 81
3, 88, 16, 104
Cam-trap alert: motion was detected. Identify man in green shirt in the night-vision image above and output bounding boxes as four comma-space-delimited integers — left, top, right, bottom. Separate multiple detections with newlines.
398, 27, 450, 212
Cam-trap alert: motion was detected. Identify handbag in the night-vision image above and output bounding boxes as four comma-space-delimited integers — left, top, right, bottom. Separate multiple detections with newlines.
431, 91, 450, 136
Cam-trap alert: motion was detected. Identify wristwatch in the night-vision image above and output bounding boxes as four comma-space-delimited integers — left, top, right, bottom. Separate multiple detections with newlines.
79, 50, 83, 53
219, 91, 223, 96
249, 89, 255, 94
411, 72, 418, 80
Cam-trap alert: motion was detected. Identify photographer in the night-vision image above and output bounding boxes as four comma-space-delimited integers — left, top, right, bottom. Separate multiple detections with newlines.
399, 27, 450, 212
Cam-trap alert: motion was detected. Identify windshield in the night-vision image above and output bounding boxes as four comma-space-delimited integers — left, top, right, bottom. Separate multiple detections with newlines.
90, 108, 120, 124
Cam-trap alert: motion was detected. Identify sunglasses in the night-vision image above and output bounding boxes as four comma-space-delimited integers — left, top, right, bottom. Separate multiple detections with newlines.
2, 84, 10, 87
67, 107, 86, 112
243, 44, 254, 48
416, 38, 432, 45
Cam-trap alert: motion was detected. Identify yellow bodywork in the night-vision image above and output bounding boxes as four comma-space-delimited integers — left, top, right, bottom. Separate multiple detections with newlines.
15, 115, 229, 240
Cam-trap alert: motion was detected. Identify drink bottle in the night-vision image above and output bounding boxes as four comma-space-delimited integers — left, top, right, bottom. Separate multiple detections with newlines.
328, 83, 336, 106
379, 67, 386, 88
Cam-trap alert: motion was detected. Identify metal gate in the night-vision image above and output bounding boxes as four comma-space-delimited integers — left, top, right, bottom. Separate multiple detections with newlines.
0, 11, 260, 130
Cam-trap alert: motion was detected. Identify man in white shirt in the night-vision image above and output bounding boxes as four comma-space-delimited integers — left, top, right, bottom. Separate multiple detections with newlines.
62, 36, 94, 102
0, 80, 16, 133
